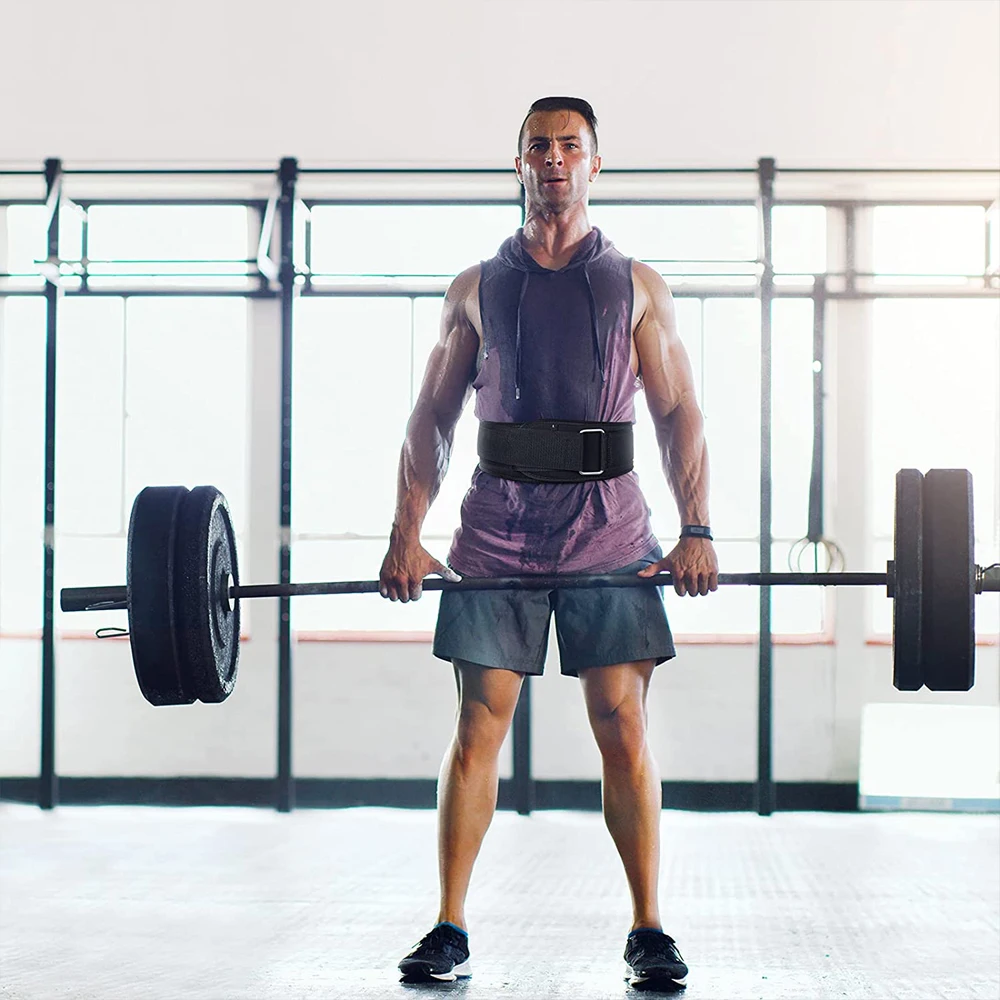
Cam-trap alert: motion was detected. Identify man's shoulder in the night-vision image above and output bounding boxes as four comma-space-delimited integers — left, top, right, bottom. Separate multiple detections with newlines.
631, 258, 663, 286
446, 263, 482, 304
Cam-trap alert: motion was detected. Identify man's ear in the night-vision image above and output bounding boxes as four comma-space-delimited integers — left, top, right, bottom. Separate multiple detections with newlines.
590, 154, 602, 182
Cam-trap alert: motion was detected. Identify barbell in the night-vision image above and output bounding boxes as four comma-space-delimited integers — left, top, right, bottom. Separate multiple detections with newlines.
59, 468, 998, 706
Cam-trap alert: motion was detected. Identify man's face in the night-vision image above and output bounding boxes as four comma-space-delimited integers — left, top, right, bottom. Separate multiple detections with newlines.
516, 110, 601, 212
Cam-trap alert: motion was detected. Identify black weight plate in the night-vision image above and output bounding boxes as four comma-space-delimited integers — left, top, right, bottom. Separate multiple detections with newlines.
127, 486, 194, 706
892, 469, 924, 691
174, 486, 241, 704
922, 469, 975, 691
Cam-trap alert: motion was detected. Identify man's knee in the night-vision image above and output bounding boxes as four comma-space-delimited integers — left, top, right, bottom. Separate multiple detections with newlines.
453, 661, 522, 759
455, 700, 512, 755
590, 701, 649, 767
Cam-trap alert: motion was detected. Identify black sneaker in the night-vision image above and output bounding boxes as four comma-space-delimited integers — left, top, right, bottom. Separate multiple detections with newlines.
398, 922, 472, 982
624, 928, 688, 986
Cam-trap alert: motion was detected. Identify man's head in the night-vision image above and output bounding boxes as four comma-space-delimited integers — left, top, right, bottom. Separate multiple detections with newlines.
516, 97, 601, 213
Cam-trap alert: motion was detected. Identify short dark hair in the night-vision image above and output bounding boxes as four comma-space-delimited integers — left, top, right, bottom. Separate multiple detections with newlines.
518, 97, 599, 155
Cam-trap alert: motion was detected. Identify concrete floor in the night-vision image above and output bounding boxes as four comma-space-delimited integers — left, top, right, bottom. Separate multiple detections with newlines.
0, 804, 997, 1000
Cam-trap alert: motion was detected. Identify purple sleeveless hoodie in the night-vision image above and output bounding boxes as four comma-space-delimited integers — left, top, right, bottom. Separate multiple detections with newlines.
447, 227, 659, 576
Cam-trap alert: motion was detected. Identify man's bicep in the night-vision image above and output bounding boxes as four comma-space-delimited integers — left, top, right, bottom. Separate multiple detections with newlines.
414, 273, 479, 424
634, 265, 698, 421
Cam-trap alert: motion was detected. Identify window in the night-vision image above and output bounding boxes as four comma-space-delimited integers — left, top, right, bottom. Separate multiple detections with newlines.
0, 297, 46, 631
869, 297, 1000, 637
589, 204, 758, 282
290, 203, 825, 636
3, 204, 249, 288
0, 293, 249, 634
873, 206, 987, 281
86, 205, 250, 287
309, 205, 521, 279
4, 204, 82, 287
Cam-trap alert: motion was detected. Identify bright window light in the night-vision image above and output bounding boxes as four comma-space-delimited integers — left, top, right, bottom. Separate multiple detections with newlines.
0, 298, 46, 632
588, 205, 758, 265
4, 204, 82, 273
291, 297, 412, 538
121, 298, 249, 534
309, 205, 521, 277
772, 206, 827, 275
869, 298, 1000, 637
873, 206, 986, 279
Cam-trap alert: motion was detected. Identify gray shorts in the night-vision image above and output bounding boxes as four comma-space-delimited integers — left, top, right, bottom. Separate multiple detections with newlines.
432, 545, 676, 677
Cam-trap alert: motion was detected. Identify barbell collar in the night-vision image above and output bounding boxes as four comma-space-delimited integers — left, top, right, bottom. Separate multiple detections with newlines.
60, 586, 128, 612
976, 564, 1000, 594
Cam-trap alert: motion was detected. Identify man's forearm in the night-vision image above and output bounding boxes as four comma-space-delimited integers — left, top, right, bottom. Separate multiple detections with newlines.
392, 407, 453, 542
655, 401, 710, 526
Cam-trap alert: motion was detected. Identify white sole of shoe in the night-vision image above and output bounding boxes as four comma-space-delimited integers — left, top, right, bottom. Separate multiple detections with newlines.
626, 966, 687, 987
429, 960, 472, 981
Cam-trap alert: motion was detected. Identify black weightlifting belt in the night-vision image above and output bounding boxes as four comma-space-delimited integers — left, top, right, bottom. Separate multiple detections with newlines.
477, 420, 634, 483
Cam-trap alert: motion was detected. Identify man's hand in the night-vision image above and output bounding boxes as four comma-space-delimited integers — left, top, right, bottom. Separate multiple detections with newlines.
638, 537, 719, 597
379, 530, 461, 603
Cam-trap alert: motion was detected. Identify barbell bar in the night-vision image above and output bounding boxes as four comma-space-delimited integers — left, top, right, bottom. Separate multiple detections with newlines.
63, 571, 894, 611
58, 468, 998, 706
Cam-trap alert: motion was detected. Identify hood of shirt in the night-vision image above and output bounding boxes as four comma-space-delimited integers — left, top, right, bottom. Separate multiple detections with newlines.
493, 226, 616, 402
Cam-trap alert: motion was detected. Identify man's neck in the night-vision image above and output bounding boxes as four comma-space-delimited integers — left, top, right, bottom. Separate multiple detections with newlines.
521, 203, 593, 269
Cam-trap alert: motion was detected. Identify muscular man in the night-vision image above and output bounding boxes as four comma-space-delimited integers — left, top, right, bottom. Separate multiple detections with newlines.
380, 96, 718, 988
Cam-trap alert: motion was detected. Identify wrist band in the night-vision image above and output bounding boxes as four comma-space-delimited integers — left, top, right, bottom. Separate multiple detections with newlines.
680, 525, 713, 541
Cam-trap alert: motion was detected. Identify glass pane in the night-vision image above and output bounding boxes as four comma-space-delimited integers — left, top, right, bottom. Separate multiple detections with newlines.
309, 205, 521, 277
989, 204, 999, 271
702, 299, 761, 538
0, 298, 46, 631
772, 206, 826, 275
636, 298, 702, 540
870, 298, 999, 636
56, 298, 125, 535
587, 205, 758, 263
291, 539, 439, 632
5, 204, 83, 272
772, 299, 815, 540
292, 298, 411, 536
870, 299, 999, 541
86, 205, 247, 263
123, 298, 248, 534
772, 542, 826, 634
873, 206, 986, 278
412, 297, 478, 540
666, 540, 759, 634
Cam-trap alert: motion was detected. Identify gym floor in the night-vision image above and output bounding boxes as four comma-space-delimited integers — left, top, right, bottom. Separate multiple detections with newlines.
1, 804, 996, 999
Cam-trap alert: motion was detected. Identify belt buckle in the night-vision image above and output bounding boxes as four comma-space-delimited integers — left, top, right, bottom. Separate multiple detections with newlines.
579, 427, 605, 476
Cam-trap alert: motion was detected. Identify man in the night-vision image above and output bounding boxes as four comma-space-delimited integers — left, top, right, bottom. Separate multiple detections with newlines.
379, 97, 718, 988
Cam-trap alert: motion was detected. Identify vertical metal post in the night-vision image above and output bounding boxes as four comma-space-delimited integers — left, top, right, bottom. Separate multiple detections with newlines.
511, 179, 534, 816
512, 681, 534, 815
756, 157, 776, 817
844, 205, 856, 296
276, 157, 297, 813
808, 276, 827, 544
39, 157, 62, 811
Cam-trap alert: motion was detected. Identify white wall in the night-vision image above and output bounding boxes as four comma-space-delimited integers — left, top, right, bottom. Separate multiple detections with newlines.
1, 0, 998, 786
0, 0, 997, 169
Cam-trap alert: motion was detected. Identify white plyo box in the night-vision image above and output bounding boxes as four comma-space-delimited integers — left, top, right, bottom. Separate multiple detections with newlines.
859, 703, 1000, 812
